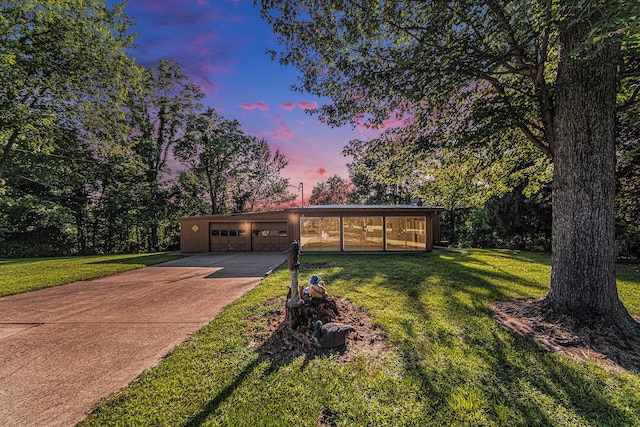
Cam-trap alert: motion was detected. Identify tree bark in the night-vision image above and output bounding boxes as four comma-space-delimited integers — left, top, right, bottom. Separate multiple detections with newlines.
546, 17, 637, 334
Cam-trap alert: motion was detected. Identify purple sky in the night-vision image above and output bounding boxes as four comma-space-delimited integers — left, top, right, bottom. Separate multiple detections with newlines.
122, 0, 385, 201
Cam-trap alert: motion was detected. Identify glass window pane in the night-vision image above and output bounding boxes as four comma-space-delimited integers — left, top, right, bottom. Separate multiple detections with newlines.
320, 218, 340, 251
406, 217, 426, 250
343, 217, 362, 250
211, 229, 219, 236
221, 230, 228, 237
364, 217, 383, 250
344, 217, 382, 251
300, 217, 340, 251
301, 218, 321, 250
386, 217, 426, 250
229, 230, 237, 236
385, 217, 406, 250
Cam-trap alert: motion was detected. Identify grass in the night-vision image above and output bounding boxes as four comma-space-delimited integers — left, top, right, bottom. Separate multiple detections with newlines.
71, 249, 639, 426
0, 252, 183, 297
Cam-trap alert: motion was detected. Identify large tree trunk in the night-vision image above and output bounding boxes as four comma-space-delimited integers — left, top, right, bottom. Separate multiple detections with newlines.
546, 16, 637, 334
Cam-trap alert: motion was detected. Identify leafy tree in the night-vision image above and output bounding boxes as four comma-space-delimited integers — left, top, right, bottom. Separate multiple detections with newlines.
177, 109, 294, 214
309, 175, 353, 205
176, 108, 248, 215
91, 145, 149, 254
616, 110, 640, 259
173, 172, 210, 217
258, 1, 640, 333
0, 127, 100, 256
230, 138, 295, 212
343, 137, 414, 204
0, 0, 137, 180
125, 60, 204, 251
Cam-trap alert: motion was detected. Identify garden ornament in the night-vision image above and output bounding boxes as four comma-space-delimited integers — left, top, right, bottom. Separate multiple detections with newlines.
286, 241, 303, 308
311, 320, 355, 348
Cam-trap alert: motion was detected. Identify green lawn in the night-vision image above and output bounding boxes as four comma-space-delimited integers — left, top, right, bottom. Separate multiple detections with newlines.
0, 252, 183, 297
75, 249, 640, 427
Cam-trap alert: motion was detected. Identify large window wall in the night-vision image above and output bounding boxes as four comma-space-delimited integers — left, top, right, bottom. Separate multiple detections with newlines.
299, 214, 430, 252
300, 217, 341, 251
343, 217, 383, 251
385, 217, 426, 251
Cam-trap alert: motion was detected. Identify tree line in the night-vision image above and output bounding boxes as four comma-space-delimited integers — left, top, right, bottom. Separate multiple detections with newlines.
0, 2, 293, 257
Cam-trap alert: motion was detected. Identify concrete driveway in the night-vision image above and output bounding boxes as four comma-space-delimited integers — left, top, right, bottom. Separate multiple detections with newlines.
0, 252, 286, 427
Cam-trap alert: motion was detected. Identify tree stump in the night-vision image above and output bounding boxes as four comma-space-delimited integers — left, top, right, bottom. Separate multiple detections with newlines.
285, 288, 340, 331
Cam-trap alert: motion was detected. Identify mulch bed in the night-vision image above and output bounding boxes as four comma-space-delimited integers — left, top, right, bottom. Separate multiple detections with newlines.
247, 296, 387, 364
491, 298, 640, 374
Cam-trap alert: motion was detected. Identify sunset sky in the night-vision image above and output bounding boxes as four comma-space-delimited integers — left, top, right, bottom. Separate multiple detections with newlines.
122, 0, 385, 201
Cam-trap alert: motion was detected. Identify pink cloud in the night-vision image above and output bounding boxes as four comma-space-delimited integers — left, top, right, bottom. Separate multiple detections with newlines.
241, 102, 269, 111
382, 118, 405, 128
280, 102, 295, 111
198, 81, 218, 95
356, 117, 369, 133
272, 122, 294, 140
188, 31, 218, 56
298, 120, 306, 125
198, 62, 230, 76
266, 114, 281, 121
298, 100, 318, 110
305, 168, 327, 177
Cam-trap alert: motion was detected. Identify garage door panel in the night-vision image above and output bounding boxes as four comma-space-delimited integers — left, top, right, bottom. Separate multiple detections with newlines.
251, 222, 289, 251
210, 223, 249, 252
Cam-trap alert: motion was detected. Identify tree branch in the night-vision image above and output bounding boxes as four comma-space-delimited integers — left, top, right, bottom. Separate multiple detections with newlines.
484, 0, 532, 68
482, 75, 553, 158
0, 129, 19, 179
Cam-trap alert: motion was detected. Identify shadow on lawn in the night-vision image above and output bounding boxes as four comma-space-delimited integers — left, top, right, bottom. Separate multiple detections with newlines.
182, 250, 637, 426
183, 332, 346, 427
183, 356, 264, 427
184, 294, 368, 426
315, 250, 638, 425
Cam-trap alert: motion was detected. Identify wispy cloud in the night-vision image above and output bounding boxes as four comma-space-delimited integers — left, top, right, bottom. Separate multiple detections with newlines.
272, 122, 294, 140
298, 100, 318, 110
381, 118, 405, 128
125, 1, 247, 95
280, 102, 295, 111
188, 31, 218, 56
241, 102, 269, 111
305, 167, 327, 176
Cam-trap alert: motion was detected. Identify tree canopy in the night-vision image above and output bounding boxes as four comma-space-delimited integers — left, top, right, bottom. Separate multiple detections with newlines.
0, 0, 138, 179
309, 174, 353, 205
258, 0, 640, 332
258, 0, 638, 153
0, 4, 295, 256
